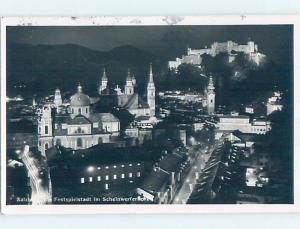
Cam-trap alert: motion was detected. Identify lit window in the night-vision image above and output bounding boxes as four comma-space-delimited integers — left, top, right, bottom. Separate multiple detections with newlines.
113, 174, 117, 180
137, 163, 141, 166
89, 177, 93, 182
97, 167, 101, 170
129, 173, 133, 178
105, 183, 109, 190
121, 174, 125, 179
137, 172, 141, 177
129, 164, 132, 167
121, 164, 125, 168
105, 166, 109, 169
80, 178, 85, 184
105, 175, 109, 180
113, 165, 117, 168
97, 176, 101, 181
77, 138, 83, 147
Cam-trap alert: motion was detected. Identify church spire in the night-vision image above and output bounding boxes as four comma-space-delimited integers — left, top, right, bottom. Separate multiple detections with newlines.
126, 68, 132, 81
148, 62, 154, 83
102, 68, 108, 80
208, 73, 215, 90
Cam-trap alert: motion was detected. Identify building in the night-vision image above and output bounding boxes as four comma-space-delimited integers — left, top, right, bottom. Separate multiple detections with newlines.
136, 152, 190, 203
38, 84, 121, 156
97, 64, 156, 117
168, 40, 266, 70
266, 91, 283, 115
216, 113, 271, 135
46, 145, 162, 200
207, 75, 215, 115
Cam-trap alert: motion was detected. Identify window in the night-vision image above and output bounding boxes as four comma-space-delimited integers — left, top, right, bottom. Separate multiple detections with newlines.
97, 167, 101, 170
97, 176, 101, 181
113, 165, 117, 168
77, 138, 83, 147
89, 177, 93, 182
129, 164, 132, 167
86, 108, 88, 113
72, 108, 74, 114
80, 178, 85, 184
105, 175, 109, 180
45, 126, 48, 135
38, 127, 41, 134
78, 108, 82, 114
113, 174, 117, 180
137, 172, 141, 177
121, 174, 125, 179
45, 143, 49, 150
98, 137, 103, 144
105, 183, 109, 190
121, 164, 125, 168
129, 173, 133, 178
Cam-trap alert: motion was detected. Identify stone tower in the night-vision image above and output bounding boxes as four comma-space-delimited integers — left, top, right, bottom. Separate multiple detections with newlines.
207, 74, 215, 115
38, 105, 53, 155
54, 88, 62, 108
98, 68, 108, 95
147, 63, 156, 116
125, 69, 134, 95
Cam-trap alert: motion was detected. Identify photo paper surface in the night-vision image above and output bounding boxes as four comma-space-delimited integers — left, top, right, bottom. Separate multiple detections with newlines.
1, 16, 299, 214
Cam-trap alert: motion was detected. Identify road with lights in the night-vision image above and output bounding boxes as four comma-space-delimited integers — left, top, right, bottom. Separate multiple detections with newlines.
20, 145, 52, 205
172, 134, 228, 204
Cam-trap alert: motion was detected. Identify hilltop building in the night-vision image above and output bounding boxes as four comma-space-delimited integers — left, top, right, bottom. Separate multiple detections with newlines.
168, 40, 266, 69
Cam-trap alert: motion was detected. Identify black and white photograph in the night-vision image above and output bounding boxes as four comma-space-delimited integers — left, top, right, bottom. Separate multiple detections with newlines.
0, 16, 298, 213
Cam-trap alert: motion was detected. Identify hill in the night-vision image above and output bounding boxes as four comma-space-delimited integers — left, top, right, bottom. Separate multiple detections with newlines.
7, 43, 166, 97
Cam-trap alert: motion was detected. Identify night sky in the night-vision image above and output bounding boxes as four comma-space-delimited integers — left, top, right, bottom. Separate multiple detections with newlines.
7, 25, 293, 64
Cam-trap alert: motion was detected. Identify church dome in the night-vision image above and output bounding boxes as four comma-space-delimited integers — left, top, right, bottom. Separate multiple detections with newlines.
70, 84, 90, 107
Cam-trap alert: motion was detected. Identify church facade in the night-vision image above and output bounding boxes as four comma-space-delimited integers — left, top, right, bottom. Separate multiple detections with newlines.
38, 84, 120, 156
97, 63, 156, 117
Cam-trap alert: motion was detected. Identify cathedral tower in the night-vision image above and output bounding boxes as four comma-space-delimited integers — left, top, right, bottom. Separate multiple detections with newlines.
98, 68, 108, 95
147, 63, 156, 116
54, 88, 62, 108
207, 74, 215, 115
125, 69, 134, 95
38, 105, 53, 155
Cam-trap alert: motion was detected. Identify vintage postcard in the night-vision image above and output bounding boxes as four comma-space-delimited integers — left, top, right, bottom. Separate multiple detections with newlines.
1, 16, 299, 214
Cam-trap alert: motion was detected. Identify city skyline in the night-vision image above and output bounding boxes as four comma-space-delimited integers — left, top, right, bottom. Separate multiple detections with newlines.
2, 17, 295, 212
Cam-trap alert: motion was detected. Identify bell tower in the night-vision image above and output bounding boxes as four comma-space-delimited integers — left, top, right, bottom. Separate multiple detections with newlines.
54, 88, 62, 108
207, 74, 215, 115
147, 63, 156, 116
98, 68, 108, 95
125, 69, 134, 95
38, 105, 53, 156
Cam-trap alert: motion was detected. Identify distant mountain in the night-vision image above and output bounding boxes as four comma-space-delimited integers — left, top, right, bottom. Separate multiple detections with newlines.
7, 43, 167, 97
